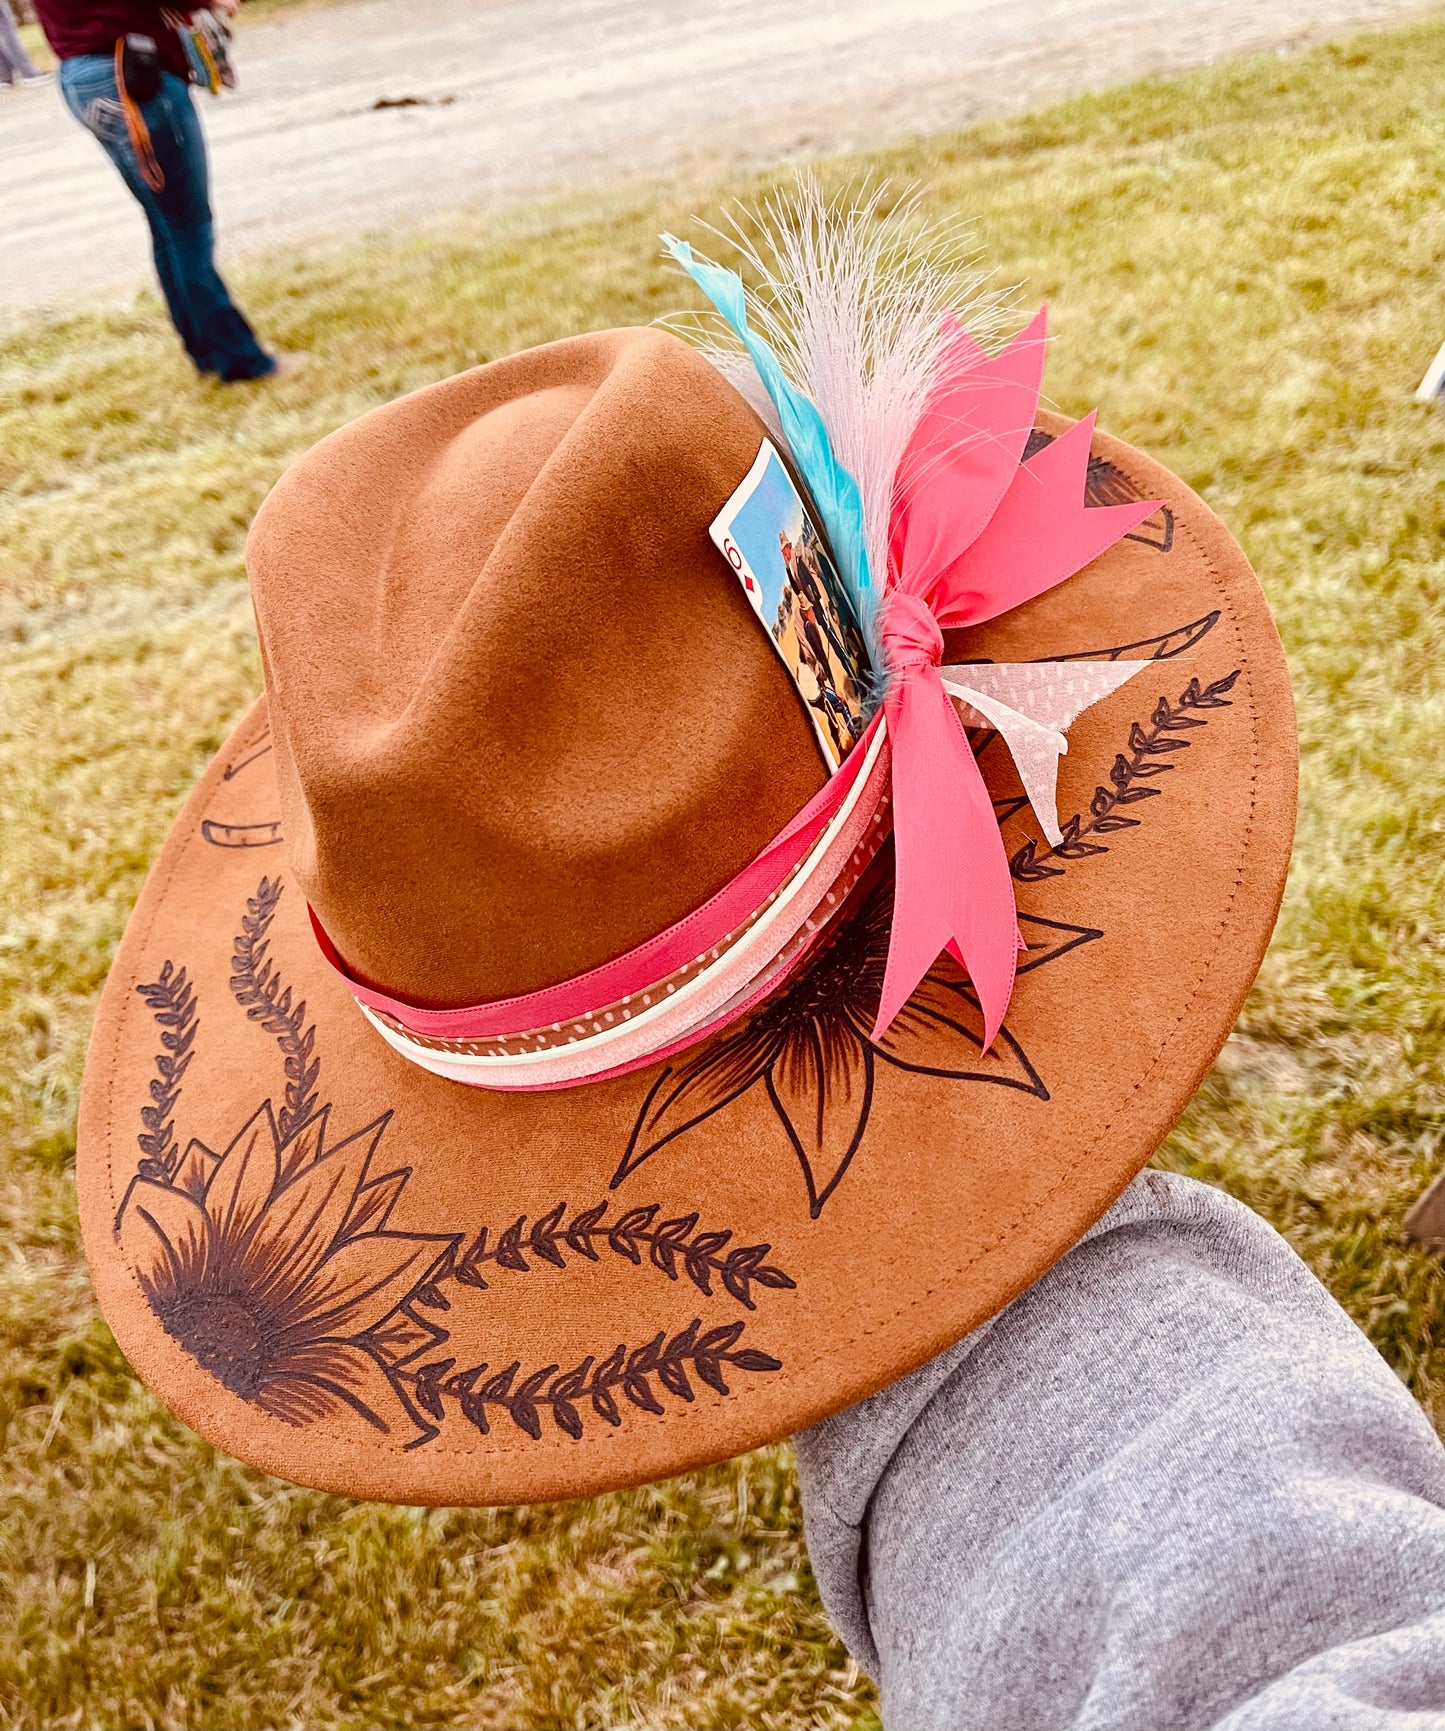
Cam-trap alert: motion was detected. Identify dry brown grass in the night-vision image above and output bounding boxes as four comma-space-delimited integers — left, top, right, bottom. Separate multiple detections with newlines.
6, 15, 1445, 1727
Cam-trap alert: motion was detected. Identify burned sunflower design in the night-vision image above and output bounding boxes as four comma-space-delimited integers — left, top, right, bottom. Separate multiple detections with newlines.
614, 872, 1101, 1217
114, 879, 459, 1436
118, 1096, 454, 1431
614, 625, 1241, 1218
115, 878, 792, 1445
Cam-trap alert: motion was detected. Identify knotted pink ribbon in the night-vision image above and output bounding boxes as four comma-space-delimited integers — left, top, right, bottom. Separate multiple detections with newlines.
316, 306, 1161, 1092
872, 306, 1162, 1047
876, 586, 1021, 1045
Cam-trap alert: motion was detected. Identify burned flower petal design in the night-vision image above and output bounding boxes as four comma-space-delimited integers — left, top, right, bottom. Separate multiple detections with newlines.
613, 638, 1242, 1220
117, 1100, 457, 1433
615, 876, 1093, 1218
117, 878, 790, 1446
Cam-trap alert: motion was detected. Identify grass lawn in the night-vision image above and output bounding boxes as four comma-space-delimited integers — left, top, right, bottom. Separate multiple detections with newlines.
14, 20, 53, 71
6, 13, 1445, 1727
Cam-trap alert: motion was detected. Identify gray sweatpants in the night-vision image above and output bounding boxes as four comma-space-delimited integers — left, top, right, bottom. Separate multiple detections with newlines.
796, 1171, 1445, 1729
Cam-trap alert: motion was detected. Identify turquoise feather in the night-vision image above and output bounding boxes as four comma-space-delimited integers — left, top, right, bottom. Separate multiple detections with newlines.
662, 234, 878, 655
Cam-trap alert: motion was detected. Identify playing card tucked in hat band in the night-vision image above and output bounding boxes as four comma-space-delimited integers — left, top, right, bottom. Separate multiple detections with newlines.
77, 203, 1296, 1507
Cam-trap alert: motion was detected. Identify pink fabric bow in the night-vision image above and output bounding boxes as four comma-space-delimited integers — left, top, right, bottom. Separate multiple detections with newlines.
874, 307, 1162, 1046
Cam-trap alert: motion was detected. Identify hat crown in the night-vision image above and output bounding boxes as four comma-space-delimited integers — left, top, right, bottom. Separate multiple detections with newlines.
246, 328, 827, 1007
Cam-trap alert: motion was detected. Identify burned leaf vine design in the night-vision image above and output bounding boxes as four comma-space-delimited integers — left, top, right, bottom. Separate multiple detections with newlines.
985, 612, 1222, 828
444, 1199, 794, 1310
230, 876, 319, 1140
405, 1318, 781, 1443
135, 963, 198, 1184
116, 879, 790, 1445
1010, 671, 1239, 883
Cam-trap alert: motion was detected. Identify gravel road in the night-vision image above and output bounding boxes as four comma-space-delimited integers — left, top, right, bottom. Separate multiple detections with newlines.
4, 0, 1437, 314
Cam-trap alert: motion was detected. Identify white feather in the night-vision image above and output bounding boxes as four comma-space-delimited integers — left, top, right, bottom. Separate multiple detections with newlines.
666, 176, 1017, 589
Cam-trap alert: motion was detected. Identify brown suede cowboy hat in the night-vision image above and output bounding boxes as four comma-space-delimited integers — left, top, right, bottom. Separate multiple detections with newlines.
77, 246, 1296, 1506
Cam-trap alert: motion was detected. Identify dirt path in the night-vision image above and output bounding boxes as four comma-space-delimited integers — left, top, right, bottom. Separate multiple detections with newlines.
4, 0, 1438, 314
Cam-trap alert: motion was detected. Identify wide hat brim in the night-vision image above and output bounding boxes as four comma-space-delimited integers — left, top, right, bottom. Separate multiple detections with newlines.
77, 417, 1296, 1506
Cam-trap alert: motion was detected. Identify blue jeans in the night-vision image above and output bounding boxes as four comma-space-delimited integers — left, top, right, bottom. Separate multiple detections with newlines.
59, 59, 273, 382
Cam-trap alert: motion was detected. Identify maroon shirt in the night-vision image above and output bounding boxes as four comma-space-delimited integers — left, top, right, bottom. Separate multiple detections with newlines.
31, 1, 193, 78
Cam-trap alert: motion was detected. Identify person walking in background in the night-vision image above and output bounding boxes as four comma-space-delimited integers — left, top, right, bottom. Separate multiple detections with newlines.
0, 0, 46, 84
31, 1, 281, 381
